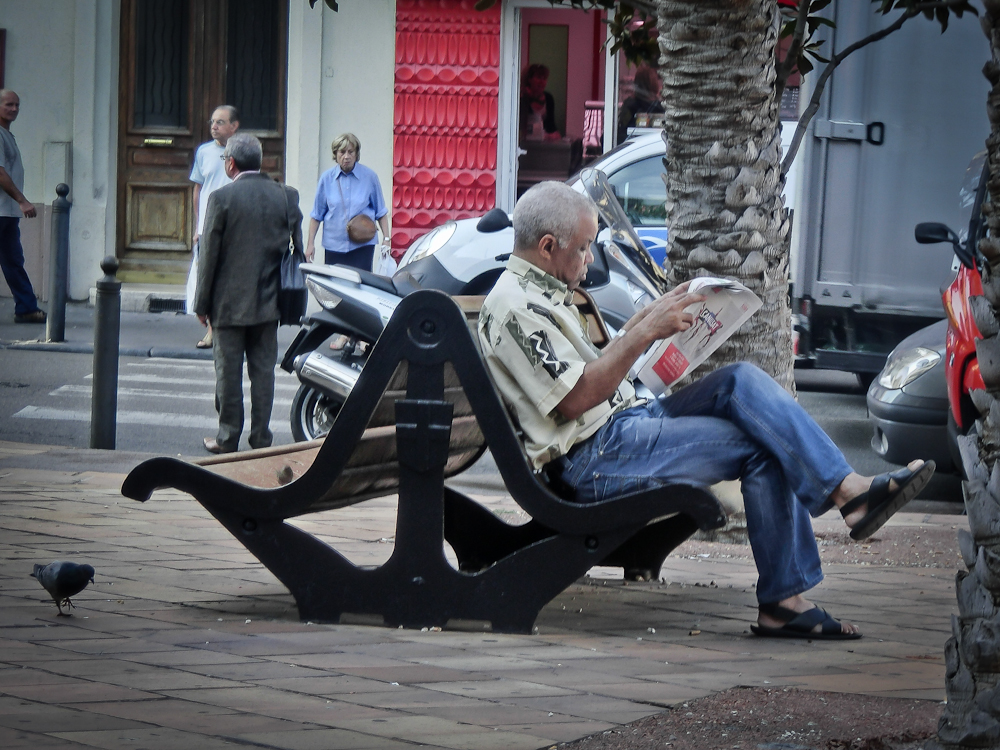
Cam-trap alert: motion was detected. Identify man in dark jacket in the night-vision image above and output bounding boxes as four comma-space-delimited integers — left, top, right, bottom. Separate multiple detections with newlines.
195, 133, 303, 454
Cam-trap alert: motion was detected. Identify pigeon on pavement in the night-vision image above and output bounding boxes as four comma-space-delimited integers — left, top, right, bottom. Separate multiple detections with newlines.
31, 561, 95, 616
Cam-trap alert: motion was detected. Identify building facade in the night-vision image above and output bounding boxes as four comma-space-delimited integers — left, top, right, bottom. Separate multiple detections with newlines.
1, 0, 627, 299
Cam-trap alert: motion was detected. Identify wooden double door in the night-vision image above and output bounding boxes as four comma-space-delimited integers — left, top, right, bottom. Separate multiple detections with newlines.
116, 0, 288, 284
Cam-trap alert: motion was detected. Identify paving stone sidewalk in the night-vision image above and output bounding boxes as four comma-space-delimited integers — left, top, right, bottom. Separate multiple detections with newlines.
0, 441, 961, 750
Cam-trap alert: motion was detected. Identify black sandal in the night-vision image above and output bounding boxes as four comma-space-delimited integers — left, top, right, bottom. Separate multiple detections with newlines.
840, 460, 935, 541
751, 603, 861, 640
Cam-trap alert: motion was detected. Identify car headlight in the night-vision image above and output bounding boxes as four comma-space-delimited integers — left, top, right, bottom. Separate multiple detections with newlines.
400, 222, 457, 267
877, 347, 940, 390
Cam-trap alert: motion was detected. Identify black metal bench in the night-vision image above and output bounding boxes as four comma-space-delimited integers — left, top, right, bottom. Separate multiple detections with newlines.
122, 289, 726, 633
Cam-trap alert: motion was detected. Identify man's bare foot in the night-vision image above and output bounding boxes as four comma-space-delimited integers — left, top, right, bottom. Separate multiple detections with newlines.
830, 459, 926, 530
758, 594, 861, 636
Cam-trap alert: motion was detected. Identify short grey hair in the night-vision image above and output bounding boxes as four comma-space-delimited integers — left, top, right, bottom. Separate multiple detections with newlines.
331, 133, 361, 161
512, 181, 598, 252
223, 133, 262, 171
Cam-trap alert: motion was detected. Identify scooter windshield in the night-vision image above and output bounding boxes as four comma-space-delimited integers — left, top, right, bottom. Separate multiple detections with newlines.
579, 168, 670, 294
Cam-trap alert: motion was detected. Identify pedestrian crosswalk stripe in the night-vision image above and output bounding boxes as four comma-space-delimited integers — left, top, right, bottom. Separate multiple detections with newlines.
125, 360, 297, 373
13, 406, 292, 433
84, 373, 300, 390
124, 357, 294, 377
125, 361, 216, 371
51, 385, 293, 408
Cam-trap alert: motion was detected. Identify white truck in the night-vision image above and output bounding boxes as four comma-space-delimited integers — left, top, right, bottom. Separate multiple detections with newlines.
790, 2, 990, 381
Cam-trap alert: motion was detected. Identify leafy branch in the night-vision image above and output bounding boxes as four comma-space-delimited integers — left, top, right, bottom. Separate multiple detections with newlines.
776, 0, 830, 102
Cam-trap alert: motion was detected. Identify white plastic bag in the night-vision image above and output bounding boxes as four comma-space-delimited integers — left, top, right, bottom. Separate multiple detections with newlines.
375, 242, 397, 277
185, 240, 199, 314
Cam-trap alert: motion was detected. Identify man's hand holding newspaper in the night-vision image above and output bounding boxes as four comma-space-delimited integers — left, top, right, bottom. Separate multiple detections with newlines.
634, 277, 762, 395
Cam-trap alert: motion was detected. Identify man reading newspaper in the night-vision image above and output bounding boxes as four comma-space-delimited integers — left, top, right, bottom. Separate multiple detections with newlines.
478, 182, 934, 640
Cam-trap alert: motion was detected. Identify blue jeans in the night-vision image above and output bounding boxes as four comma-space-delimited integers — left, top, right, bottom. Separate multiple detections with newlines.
556, 363, 853, 604
0, 217, 41, 316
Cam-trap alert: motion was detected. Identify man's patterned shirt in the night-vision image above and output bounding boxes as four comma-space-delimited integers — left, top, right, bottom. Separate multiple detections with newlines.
478, 255, 639, 469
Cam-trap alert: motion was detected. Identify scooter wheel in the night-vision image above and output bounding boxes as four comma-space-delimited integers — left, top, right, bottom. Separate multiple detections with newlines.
290, 384, 342, 442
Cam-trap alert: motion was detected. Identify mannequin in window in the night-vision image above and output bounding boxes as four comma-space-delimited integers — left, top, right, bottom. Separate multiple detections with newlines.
519, 64, 561, 143
617, 64, 665, 144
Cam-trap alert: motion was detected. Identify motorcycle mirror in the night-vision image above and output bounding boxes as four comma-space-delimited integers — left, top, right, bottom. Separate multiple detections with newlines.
477, 208, 512, 233
914, 222, 958, 245
915, 222, 973, 268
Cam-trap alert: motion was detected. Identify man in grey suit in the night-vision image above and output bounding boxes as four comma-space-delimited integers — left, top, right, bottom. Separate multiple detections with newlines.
195, 133, 303, 454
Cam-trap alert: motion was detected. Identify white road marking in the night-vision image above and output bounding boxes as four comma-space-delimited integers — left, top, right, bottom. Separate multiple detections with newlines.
50, 385, 293, 408
85, 373, 300, 390
126, 360, 299, 374
13, 406, 292, 433
125, 361, 217, 371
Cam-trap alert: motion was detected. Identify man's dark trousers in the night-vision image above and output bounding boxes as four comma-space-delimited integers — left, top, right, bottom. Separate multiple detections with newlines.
0, 217, 41, 316
212, 322, 277, 451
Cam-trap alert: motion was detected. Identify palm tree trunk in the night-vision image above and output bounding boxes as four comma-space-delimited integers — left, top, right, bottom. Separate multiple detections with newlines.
937, 3, 1000, 746
657, 0, 795, 393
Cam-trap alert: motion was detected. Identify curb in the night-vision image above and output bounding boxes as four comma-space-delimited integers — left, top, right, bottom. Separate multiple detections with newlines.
0, 340, 213, 361
88, 285, 187, 314
149, 347, 213, 360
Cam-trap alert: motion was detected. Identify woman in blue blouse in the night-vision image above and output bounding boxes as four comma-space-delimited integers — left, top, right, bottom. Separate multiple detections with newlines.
306, 133, 389, 270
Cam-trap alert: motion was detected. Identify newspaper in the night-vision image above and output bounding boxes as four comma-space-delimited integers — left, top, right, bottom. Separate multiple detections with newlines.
634, 277, 762, 395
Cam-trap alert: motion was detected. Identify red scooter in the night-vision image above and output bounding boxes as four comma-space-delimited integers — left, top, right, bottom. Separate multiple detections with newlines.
942, 248, 984, 443
916, 155, 989, 473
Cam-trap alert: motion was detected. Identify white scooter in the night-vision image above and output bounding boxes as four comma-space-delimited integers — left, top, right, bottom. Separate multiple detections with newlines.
280, 169, 667, 441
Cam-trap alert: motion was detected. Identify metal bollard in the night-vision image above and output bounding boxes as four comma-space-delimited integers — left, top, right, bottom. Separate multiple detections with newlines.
46, 183, 71, 342
90, 256, 120, 450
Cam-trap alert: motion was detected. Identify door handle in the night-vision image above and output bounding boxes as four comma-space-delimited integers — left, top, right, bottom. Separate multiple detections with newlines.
866, 122, 885, 146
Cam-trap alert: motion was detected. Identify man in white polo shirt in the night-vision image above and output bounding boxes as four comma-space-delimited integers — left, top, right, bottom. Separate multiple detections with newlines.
188, 105, 239, 348
0, 89, 45, 324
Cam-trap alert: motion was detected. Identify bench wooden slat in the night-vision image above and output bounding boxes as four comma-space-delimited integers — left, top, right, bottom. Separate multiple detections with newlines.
368, 386, 474, 425
202, 416, 484, 502
348, 417, 482, 466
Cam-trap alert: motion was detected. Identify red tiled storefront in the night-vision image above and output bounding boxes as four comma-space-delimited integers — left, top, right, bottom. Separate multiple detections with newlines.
391, 0, 500, 254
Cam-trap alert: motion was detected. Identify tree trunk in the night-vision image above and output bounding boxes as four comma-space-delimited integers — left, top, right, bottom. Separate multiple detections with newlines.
936, 3, 1000, 748
657, 0, 794, 393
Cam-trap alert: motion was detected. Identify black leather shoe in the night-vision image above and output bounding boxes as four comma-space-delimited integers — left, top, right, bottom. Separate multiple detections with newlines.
14, 310, 46, 323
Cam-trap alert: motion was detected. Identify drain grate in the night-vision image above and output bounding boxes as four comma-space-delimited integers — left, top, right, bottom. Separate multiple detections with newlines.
148, 297, 187, 313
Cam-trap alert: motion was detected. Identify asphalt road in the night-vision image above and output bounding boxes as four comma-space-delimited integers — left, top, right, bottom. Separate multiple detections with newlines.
0, 347, 964, 503
0, 348, 301, 457
796, 368, 963, 504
